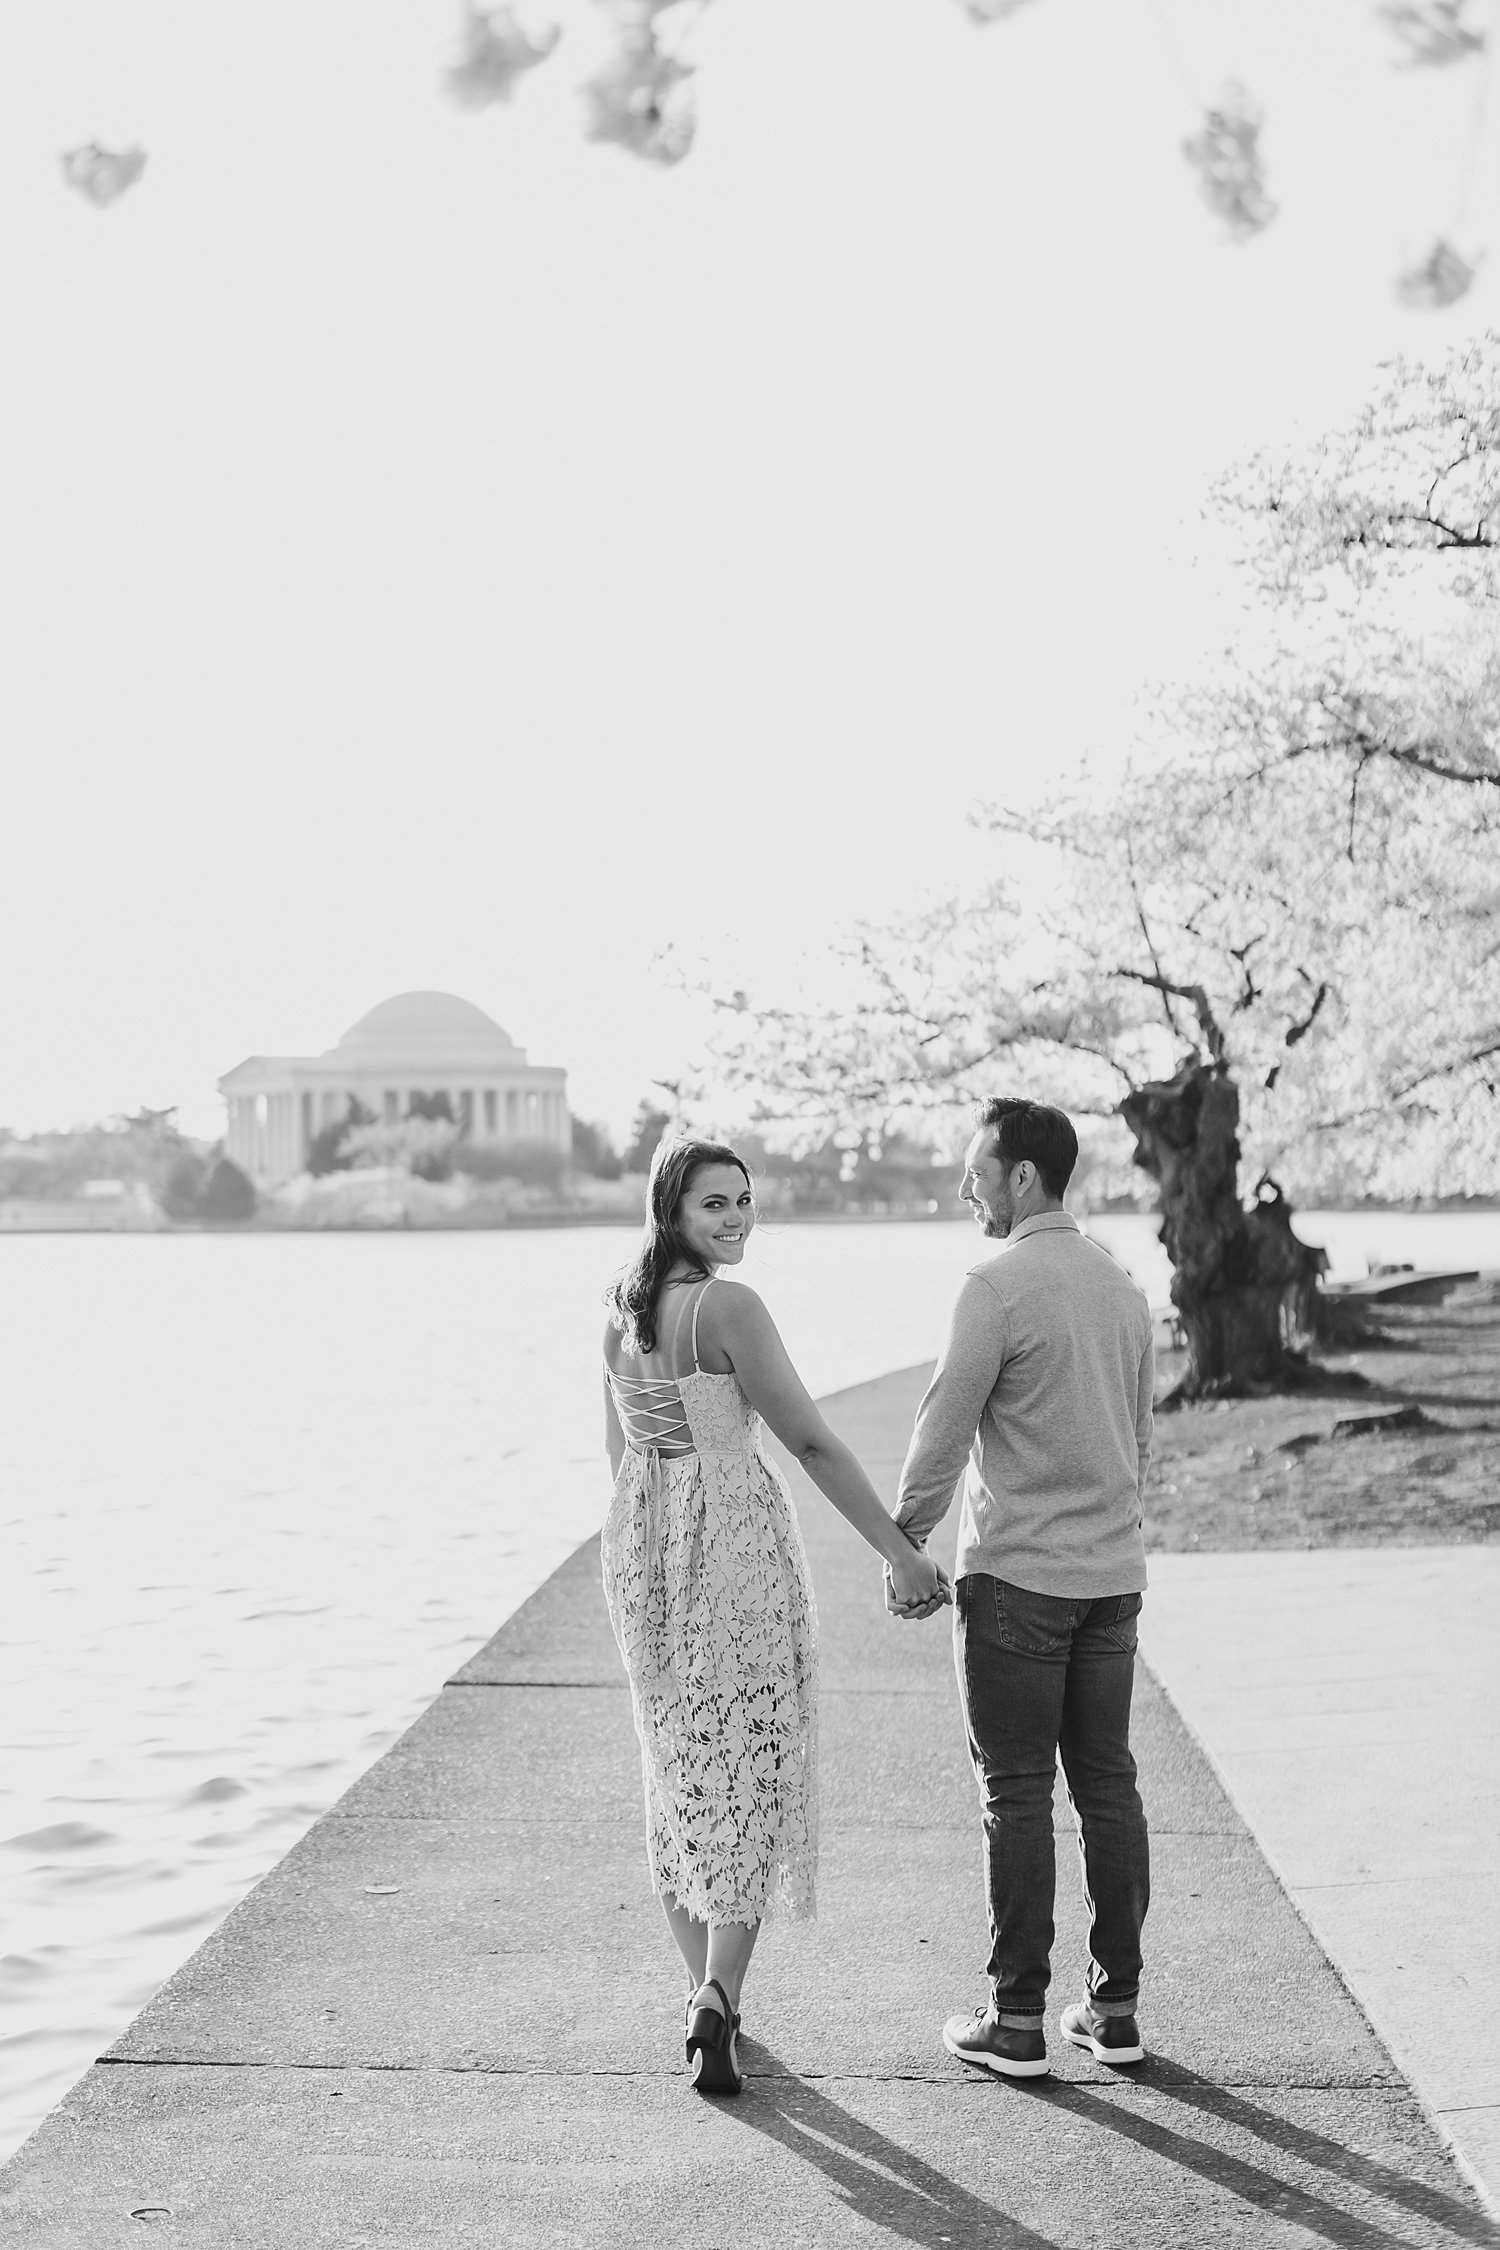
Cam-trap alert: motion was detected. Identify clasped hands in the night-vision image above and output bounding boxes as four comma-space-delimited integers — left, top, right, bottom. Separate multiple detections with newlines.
884, 1534, 953, 1623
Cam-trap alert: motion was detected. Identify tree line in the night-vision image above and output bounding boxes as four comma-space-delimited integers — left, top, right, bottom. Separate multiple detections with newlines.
0, 1109, 257, 1222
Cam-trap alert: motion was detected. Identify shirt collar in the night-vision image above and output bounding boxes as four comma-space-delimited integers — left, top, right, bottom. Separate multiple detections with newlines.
1005, 1210, 1080, 1247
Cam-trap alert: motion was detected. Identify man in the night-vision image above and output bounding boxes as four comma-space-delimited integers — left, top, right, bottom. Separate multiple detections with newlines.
890, 1097, 1154, 2080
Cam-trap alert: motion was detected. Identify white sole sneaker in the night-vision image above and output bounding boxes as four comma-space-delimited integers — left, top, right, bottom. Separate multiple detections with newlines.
1059, 2007, 1144, 2065
942, 2023, 1050, 2078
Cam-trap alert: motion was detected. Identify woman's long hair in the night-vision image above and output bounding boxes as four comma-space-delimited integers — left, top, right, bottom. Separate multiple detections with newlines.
606, 1136, 752, 1356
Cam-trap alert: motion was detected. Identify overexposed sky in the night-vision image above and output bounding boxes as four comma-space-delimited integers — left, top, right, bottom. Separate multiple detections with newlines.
2, 0, 1496, 1137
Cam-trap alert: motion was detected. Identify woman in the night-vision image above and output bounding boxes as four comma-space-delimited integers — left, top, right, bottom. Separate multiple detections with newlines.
601, 1136, 948, 2096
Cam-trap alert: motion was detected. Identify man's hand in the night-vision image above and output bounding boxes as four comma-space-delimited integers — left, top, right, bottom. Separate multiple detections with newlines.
884, 1536, 953, 1622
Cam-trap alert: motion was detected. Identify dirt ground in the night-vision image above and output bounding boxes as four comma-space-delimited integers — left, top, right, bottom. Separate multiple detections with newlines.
1145, 1279, 1500, 1551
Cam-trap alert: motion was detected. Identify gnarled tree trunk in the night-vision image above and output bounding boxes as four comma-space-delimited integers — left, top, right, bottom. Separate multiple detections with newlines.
1244, 1180, 1330, 1352
1119, 1057, 1329, 1400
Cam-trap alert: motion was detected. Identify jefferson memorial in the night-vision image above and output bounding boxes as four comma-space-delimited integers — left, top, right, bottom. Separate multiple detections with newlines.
219, 992, 569, 1185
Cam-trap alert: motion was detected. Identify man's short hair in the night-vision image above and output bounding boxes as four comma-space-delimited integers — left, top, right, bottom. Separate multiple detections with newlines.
975, 1098, 1078, 1200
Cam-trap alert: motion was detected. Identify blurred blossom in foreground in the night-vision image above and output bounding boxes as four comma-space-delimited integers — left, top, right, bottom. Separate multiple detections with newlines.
1181, 82, 1276, 240
1395, 235, 1479, 306
583, 23, 696, 165
956, 0, 1039, 21
1379, 0, 1488, 67
444, 2, 561, 108
60, 143, 147, 206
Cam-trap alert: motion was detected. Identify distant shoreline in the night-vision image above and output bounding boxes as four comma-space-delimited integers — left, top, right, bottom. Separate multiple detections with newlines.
3, 1200, 1498, 1239
0, 1207, 978, 1237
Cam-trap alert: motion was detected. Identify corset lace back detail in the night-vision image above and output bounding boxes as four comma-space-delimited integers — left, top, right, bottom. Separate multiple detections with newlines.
607, 1367, 694, 1455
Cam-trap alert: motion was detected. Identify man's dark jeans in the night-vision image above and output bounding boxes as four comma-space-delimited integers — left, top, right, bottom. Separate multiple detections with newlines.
954, 1573, 1150, 2023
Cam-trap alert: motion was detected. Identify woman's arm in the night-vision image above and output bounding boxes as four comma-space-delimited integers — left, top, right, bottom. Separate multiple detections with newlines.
710, 1283, 949, 1609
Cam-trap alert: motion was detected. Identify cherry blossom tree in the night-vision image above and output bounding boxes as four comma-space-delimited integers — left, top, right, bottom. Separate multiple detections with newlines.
1218, 329, 1500, 628
582, 14, 697, 165
1380, 2, 1487, 67
695, 747, 1495, 1396
1180, 82, 1276, 242
444, 4, 561, 108
691, 338, 1500, 1398
60, 143, 146, 206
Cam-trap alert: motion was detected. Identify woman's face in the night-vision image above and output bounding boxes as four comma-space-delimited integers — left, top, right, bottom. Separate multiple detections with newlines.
674, 1162, 755, 1269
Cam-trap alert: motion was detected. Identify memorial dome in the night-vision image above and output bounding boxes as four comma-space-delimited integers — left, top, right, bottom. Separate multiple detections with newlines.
334, 991, 519, 1059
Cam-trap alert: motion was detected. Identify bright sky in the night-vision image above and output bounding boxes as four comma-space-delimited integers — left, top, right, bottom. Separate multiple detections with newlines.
2, 0, 1496, 1138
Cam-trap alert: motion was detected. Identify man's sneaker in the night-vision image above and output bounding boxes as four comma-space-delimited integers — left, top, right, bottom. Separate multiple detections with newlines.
1059, 2000, 1144, 2066
942, 2006, 1049, 2079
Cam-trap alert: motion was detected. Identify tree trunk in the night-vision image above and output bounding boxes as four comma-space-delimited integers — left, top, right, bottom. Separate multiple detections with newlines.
1242, 1180, 1330, 1353
1118, 1057, 1330, 1401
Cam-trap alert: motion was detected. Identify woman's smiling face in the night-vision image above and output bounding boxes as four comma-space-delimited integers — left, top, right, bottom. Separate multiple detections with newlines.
675, 1162, 755, 1268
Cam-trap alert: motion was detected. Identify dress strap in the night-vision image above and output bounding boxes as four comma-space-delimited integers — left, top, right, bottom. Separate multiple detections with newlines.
691, 1277, 715, 1373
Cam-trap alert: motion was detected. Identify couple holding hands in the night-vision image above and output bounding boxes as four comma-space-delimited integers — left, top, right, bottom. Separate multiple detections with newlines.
601, 1098, 1155, 2096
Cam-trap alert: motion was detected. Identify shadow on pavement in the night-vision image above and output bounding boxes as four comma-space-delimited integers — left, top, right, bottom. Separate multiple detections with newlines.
725, 2044, 1496, 2250
1138, 2059, 1500, 2246
727, 2048, 1062, 2250
1023, 2057, 1497, 2250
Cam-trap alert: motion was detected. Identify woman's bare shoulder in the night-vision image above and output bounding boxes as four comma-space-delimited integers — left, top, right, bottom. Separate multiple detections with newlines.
703, 1277, 770, 1330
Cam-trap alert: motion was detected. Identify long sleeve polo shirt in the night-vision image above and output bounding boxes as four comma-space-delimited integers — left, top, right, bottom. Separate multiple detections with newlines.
894, 1211, 1155, 1599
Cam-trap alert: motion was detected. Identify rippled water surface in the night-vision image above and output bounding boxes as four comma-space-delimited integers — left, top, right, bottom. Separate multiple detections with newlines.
1, 1219, 980, 2157
3, 1206, 1491, 2159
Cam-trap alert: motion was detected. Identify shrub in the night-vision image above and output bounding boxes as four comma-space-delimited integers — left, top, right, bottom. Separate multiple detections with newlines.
159, 1152, 208, 1220
623, 1102, 671, 1173
453, 1137, 566, 1190
407, 1089, 455, 1123
201, 1156, 257, 1221
343, 1118, 458, 1182
307, 1120, 350, 1177
571, 1115, 623, 1179
0, 1145, 51, 1199
307, 1124, 344, 1177
306, 1097, 376, 1177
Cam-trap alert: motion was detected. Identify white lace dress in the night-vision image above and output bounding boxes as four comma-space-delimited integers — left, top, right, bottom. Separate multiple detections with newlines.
601, 1293, 819, 1927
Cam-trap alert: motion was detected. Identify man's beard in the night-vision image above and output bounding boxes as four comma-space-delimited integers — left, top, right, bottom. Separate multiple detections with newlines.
966, 1196, 1010, 1237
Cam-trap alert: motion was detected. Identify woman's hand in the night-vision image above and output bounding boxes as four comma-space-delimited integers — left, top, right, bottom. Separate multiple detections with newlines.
884, 1538, 952, 1619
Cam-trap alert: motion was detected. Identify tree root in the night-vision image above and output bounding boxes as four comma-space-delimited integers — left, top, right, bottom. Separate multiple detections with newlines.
1278, 1404, 1441, 1454
1157, 1352, 1372, 1409
1314, 1299, 1402, 1351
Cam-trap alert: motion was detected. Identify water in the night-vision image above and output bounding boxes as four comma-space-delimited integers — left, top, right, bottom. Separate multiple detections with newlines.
2, 1206, 1491, 2160
0, 1218, 978, 2157
1084, 1207, 1500, 1308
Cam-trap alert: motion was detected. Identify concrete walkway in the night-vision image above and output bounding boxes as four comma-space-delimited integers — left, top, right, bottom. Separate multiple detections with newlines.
1143, 1549, 1500, 2214
3, 1366, 1495, 2247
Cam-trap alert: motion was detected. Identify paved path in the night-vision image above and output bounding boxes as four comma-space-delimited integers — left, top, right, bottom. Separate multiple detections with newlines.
2, 1366, 1494, 2247
1144, 1548, 1500, 2214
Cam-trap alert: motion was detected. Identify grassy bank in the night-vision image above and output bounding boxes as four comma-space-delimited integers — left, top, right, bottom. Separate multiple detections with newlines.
1146, 1281, 1500, 1550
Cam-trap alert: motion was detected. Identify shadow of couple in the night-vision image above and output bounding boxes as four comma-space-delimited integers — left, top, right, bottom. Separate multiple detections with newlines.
716, 2039, 1495, 2250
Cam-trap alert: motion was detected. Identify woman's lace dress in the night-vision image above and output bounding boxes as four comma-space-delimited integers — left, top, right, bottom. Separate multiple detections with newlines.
601, 1280, 818, 1925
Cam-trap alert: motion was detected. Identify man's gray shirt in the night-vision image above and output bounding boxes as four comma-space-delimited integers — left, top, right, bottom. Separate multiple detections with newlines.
895, 1211, 1154, 1599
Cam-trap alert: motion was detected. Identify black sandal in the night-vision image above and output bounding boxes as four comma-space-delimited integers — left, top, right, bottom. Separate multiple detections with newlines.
685, 1977, 742, 2096
683, 1980, 741, 2044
